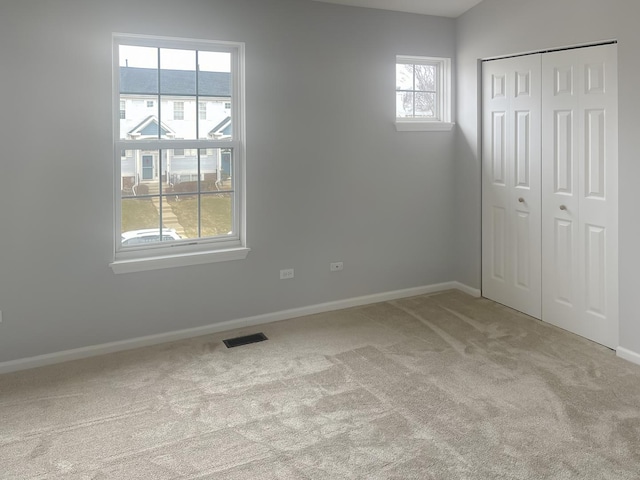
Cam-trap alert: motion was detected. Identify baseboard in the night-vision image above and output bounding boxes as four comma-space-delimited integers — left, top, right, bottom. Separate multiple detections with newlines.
0, 281, 478, 375
616, 347, 640, 367
450, 281, 481, 298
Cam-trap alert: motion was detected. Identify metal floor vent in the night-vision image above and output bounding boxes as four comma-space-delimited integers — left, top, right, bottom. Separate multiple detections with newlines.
223, 332, 268, 348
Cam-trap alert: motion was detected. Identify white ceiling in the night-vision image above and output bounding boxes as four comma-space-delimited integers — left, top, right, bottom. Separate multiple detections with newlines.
311, 0, 484, 18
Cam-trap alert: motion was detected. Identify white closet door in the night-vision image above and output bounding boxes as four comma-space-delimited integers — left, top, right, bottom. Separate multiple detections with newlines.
541, 44, 618, 348
482, 54, 542, 319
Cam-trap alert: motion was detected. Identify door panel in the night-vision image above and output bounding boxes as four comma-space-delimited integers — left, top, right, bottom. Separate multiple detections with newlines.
482, 54, 542, 319
541, 44, 618, 348
482, 44, 618, 349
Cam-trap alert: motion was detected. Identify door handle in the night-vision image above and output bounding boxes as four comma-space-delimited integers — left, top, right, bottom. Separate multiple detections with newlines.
518, 197, 525, 203
560, 205, 567, 211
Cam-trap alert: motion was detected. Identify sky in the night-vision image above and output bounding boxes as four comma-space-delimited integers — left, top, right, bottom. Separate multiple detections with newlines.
119, 45, 231, 73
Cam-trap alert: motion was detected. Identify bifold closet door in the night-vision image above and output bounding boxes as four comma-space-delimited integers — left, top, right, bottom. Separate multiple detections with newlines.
482, 54, 542, 319
541, 44, 618, 349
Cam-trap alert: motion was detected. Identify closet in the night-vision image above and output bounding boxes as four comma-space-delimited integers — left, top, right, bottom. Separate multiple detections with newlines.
481, 43, 618, 348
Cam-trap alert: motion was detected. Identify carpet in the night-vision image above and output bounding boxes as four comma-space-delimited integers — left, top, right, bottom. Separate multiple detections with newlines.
1, 290, 639, 479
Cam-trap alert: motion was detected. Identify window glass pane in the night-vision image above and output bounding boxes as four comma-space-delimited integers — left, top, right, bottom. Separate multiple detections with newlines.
396, 64, 414, 91
168, 193, 199, 239
396, 92, 414, 117
415, 64, 437, 92
160, 48, 196, 95
168, 149, 199, 194
197, 148, 233, 193
200, 193, 233, 237
198, 51, 232, 140
415, 92, 437, 118
120, 45, 159, 70
200, 97, 231, 139
159, 195, 188, 240
121, 198, 160, 241
160, 97, 197, 139
119, 46, 159, 140
120, 150, 161, 196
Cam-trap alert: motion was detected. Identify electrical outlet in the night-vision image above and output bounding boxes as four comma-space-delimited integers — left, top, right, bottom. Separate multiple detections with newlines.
280, 268, 294, 280
330, 262, 344, 272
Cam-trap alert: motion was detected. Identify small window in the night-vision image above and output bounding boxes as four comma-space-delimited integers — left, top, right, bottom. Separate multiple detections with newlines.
224, 102, 231, 109
174, 101, 184, 120
395, 55, 452, 131
119, 100, 126, 119
199, 101, 207, 120
147, 100, 154, 108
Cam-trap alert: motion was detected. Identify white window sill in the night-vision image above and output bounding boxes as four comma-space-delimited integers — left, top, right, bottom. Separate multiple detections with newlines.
110, 247, 250, 274
395, 121, 455, 132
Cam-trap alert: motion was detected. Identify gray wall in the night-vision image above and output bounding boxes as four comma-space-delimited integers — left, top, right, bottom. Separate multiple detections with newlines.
455, 0, 640, 353
0, 0, 456, 362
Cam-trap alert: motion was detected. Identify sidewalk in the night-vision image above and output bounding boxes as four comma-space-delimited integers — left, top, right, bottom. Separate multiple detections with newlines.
143, 182, 187, 239
150, 196, 186, 239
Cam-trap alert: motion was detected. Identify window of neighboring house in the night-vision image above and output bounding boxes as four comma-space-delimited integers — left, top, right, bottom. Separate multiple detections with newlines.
224, 101, 231, 109
395, 55, 453, 131
199, 101, 207, 120
147, 100, 154, 108
112, 34, 248, 273
120, 100, 126, 119
174, 101, 184, 120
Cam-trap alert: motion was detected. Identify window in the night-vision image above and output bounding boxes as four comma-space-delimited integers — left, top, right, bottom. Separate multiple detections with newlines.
224, 102, 231, 109
395, 55, 452, 131
112, 34, 248, 273
199, 101, 207, 120
119, 100, 126, 119
174, 101, 184, 120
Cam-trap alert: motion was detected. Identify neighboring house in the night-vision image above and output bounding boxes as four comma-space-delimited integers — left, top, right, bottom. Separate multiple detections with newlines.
118, 67, 232, 192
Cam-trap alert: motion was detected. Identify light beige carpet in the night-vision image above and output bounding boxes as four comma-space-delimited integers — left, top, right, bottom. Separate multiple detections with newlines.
1, 290, 640, 479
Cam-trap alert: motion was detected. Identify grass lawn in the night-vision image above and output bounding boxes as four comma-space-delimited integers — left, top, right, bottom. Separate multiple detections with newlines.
170, 195, 232, 238
121, 198, 159, 233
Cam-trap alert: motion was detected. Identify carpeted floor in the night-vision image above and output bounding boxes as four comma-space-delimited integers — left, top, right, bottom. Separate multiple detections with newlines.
1, 290, 640, 479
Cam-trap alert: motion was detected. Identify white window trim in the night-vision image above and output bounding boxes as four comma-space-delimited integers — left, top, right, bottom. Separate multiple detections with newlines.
395, 55, 454, 132
111, 33, 248, 274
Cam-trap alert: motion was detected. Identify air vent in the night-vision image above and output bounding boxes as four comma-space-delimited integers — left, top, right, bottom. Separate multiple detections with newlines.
223, 332, 268, 348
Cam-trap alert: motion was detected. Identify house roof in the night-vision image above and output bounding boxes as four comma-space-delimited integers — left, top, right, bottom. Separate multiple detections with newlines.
209, 116, 232, 137
120, 67, 231, 97
128, 115, 175, 138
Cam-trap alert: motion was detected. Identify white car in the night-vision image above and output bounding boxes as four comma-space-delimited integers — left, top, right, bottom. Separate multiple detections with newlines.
121, 228, 181, 246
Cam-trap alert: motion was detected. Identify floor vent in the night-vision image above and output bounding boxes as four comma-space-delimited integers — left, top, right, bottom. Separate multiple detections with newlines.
223, 333, 268, 348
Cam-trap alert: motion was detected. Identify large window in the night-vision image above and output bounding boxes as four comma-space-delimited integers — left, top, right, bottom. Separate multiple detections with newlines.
112, 34, 247, 273
395, 55, 452, 131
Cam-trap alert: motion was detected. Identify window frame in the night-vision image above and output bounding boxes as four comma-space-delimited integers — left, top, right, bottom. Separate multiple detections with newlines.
198, 101, 207, 120
111, 33, 248, 274
395, 55, 453, 132
173, 100, 185, 120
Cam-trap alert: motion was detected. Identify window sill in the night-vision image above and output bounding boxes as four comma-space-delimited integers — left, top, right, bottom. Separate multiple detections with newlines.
395, 121, 455, 132
110, 247, 250, 274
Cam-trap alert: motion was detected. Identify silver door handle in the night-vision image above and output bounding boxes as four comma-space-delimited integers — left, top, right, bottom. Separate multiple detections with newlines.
560, 205, 567, 211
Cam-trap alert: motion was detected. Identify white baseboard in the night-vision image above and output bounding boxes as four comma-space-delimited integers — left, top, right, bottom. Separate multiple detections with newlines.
0, 281, 479, 375
617, 347, 640, 367
450, 281, 481, 298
